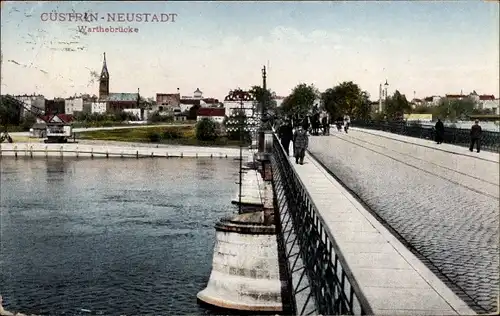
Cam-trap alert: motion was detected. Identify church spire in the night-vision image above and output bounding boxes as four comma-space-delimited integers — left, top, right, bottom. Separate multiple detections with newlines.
99, 52, 110, 99
100, 52, 109, 79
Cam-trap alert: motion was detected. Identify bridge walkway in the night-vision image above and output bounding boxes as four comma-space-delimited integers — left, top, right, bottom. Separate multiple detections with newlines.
306, 127, 499, 313
287, 151, 476, 315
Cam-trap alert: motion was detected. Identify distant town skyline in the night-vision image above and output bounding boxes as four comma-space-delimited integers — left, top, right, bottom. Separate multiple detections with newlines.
1, 1, 499, 101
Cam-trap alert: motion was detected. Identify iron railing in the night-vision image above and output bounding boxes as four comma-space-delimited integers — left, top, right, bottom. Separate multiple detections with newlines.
351, 120, 500, 152
271, 133, 372, 315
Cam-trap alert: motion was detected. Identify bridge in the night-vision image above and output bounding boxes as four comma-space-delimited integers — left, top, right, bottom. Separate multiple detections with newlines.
3, 122, 496, 315
270, 124, 499, 315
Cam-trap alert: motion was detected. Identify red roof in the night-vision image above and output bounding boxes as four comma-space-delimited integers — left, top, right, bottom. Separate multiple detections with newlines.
479, 95, 495, 101
446, 94, 467, 99
40, 114, 74, 123
197, 107, 225, 117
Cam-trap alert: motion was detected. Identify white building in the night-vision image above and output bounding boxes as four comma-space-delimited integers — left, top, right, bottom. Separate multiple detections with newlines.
223, 101, 255, 117
13, 94, 45, 116
423, 96, 442, 106
65, 97, 84, 115
91, 102, 107, 114
481, 99, 500, 114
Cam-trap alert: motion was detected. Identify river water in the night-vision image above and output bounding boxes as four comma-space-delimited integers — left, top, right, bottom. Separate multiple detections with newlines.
0, 157, 239, 315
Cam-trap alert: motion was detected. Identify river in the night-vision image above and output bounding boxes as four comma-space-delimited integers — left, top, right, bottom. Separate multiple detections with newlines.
0, 157, 239, 315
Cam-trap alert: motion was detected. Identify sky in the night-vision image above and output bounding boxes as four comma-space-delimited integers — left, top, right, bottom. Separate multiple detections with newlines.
1, 1, 499, 101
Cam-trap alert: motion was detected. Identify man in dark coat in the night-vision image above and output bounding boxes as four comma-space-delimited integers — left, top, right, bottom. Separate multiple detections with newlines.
293, 120, 309, 165
469, 120, 482, 153
278, 120, 294, 156
434, 118, 445, 144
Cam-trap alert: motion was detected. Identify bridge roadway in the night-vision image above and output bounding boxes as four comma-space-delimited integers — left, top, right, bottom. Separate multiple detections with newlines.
306, 127, 499, 313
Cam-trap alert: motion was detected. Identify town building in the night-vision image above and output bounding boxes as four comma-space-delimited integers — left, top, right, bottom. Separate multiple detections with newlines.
179, 88, 219, 112
13, 94, 46, 117
45, 98, 66, 115
157, 92, 181, 109
98, 52, 140, 113
223, 90, 256, 117
65, 94, 95, 114
479, 98, 499, 114
197, 107, 226, 124
91, 101, 107, 114
423, 96, 442, 106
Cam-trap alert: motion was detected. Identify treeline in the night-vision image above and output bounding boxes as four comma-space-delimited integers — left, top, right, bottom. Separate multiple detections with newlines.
411, 98, 494, 121
277, 81, 411, 121
277, 82, 494, 122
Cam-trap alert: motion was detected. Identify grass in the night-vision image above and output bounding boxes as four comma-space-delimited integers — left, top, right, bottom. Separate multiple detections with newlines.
77, 126, 246, 148
71, 120, 196, 128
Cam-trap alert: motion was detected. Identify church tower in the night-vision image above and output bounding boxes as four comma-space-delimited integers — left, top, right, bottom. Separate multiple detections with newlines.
99, 52, 109, 99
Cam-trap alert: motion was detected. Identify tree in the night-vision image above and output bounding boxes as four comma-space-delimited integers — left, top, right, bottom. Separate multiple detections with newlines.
196, 118, 219, 141
249, 85, 277, 115
187, 104, 201, 120
384, 90, 411, 120
281, 83, 319, 119
321, 81, 371, 120
432, 97, 477, 122
0, 95, 22, 126
412, 105, 433, 114
20, 114, 37, 130
223, 111, 251, 142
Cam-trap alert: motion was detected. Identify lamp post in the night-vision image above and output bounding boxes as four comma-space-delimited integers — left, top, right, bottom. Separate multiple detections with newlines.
258, 66, 268, 153
256, 65, 273, 183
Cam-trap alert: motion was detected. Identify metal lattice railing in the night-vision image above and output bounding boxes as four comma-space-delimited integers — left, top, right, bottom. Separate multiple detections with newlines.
351, 120, 500, 152
271, 133, 372, 315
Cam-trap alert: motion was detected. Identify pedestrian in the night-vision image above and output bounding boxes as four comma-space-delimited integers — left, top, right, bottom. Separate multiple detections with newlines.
435, 118, 445, 144
469, 120, 482, 153
293, 120, 309, 165
343, 115, 351, 133
278, 119, 294, 156
336, 116, 343, 132
321, 115, 328, 135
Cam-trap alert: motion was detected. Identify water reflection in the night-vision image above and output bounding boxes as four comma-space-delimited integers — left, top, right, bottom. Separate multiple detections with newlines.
0, 158, 239, 315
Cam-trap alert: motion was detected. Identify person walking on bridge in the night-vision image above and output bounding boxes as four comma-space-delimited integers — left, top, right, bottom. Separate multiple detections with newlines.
469, 120, 482, 153
278, 119, 293, 156
343, 115, 351, 133
435, 118, 445, 144
293, 121, 309, 165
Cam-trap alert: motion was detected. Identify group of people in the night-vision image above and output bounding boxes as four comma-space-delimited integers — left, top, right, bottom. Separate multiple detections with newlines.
277, 114, 352, 165
335, 115, 351, 133
434, 119, 483, 153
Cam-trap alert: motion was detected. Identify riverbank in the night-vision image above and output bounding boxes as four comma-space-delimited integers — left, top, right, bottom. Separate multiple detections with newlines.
76, 125, 244, 148
0, 142, 246, 158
